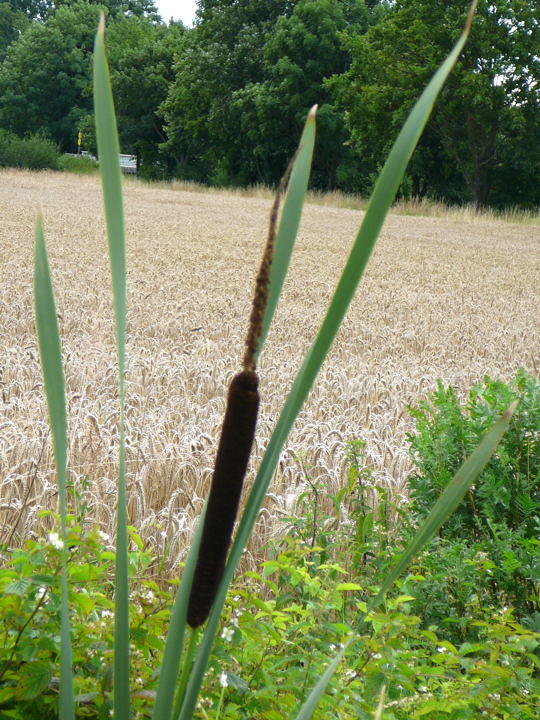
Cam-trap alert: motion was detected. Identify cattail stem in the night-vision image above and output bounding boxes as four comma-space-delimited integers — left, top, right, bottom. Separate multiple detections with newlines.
243, 152, 297, 372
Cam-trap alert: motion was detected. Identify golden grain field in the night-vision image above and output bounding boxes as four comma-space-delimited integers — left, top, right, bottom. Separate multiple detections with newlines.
1, 168, 538, 571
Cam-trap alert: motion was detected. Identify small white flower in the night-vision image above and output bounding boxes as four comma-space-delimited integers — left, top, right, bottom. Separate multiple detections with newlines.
136, 677, 143, 686
221, 626, 234, 642
419, 686, 428, 693
143, 590, 155, 602
48, 532, 64, 550
160, 531, 167, 539
219, 672, 228, 688
101, 610, 114, 619
437, 646, 447, 653
98, 530, 111, 543
35, 586, 48, 600
372, 653, 382, 660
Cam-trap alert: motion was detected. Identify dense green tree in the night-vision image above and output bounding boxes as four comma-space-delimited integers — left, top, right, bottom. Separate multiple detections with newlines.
161, 0, 295, 183
228, 0, 375, 187
0, 1, 171, 158
161, 0, 384, 186
0, 1, 100, 148
331, 0, 539, 208
7, 0, 49, 21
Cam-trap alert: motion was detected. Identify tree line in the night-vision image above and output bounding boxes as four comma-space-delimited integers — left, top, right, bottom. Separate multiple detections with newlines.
0, 0, 537, 209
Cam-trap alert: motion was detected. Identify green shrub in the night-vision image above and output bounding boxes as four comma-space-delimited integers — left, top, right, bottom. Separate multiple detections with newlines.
0, 131, 60, 170
0, 519, 166, 719
58, 154, 98, 174
1, 521, 537, 719
405, 370, 540, 632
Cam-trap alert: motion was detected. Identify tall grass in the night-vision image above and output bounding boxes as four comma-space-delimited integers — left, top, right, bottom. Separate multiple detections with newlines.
31, 2, 518, 717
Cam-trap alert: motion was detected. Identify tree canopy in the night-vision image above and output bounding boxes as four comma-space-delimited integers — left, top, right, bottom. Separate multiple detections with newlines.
331, 0, 539, 207
0, 0, 536, 209
161, 0, 382, 186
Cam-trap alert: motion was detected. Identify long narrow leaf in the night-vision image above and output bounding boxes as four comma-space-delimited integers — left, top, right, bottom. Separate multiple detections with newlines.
368, 400, 517, 611
93, 14, 129, 719
33, 217, 74, 720
255, 105, 317, 362
179, 5, 478, 718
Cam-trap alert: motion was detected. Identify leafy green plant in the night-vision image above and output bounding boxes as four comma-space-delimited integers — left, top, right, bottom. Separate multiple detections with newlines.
0, 521, 170, 719
7, 2, 527, 718
405, 370, 539, 630
1, 523, 537, 719
408, 369, 539, 538
201, 540, 539, 719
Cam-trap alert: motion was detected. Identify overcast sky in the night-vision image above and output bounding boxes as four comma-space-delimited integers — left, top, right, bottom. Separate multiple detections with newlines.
155, 0, 198, 26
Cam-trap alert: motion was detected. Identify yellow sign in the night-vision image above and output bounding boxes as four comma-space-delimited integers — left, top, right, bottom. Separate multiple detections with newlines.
77, 131, 83, 147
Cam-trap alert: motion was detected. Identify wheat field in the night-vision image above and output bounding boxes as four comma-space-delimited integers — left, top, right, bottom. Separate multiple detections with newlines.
0, 168, 538, 571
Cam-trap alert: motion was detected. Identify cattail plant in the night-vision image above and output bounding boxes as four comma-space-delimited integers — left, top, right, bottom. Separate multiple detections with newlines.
28, 3, 519, 719
187, 160, 295, 628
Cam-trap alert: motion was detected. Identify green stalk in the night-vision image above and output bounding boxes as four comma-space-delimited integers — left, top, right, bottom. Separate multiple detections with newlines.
291, 639, 352, 720
93, 14, 129, 719
172, 629, 200, 720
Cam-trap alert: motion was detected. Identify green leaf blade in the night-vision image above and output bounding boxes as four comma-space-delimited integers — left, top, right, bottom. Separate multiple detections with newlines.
152, 508, 206, 720
33, 218, 74, 720
93, 15, 126, 369
292, 640, 351, 720
93, 14, 129, 720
